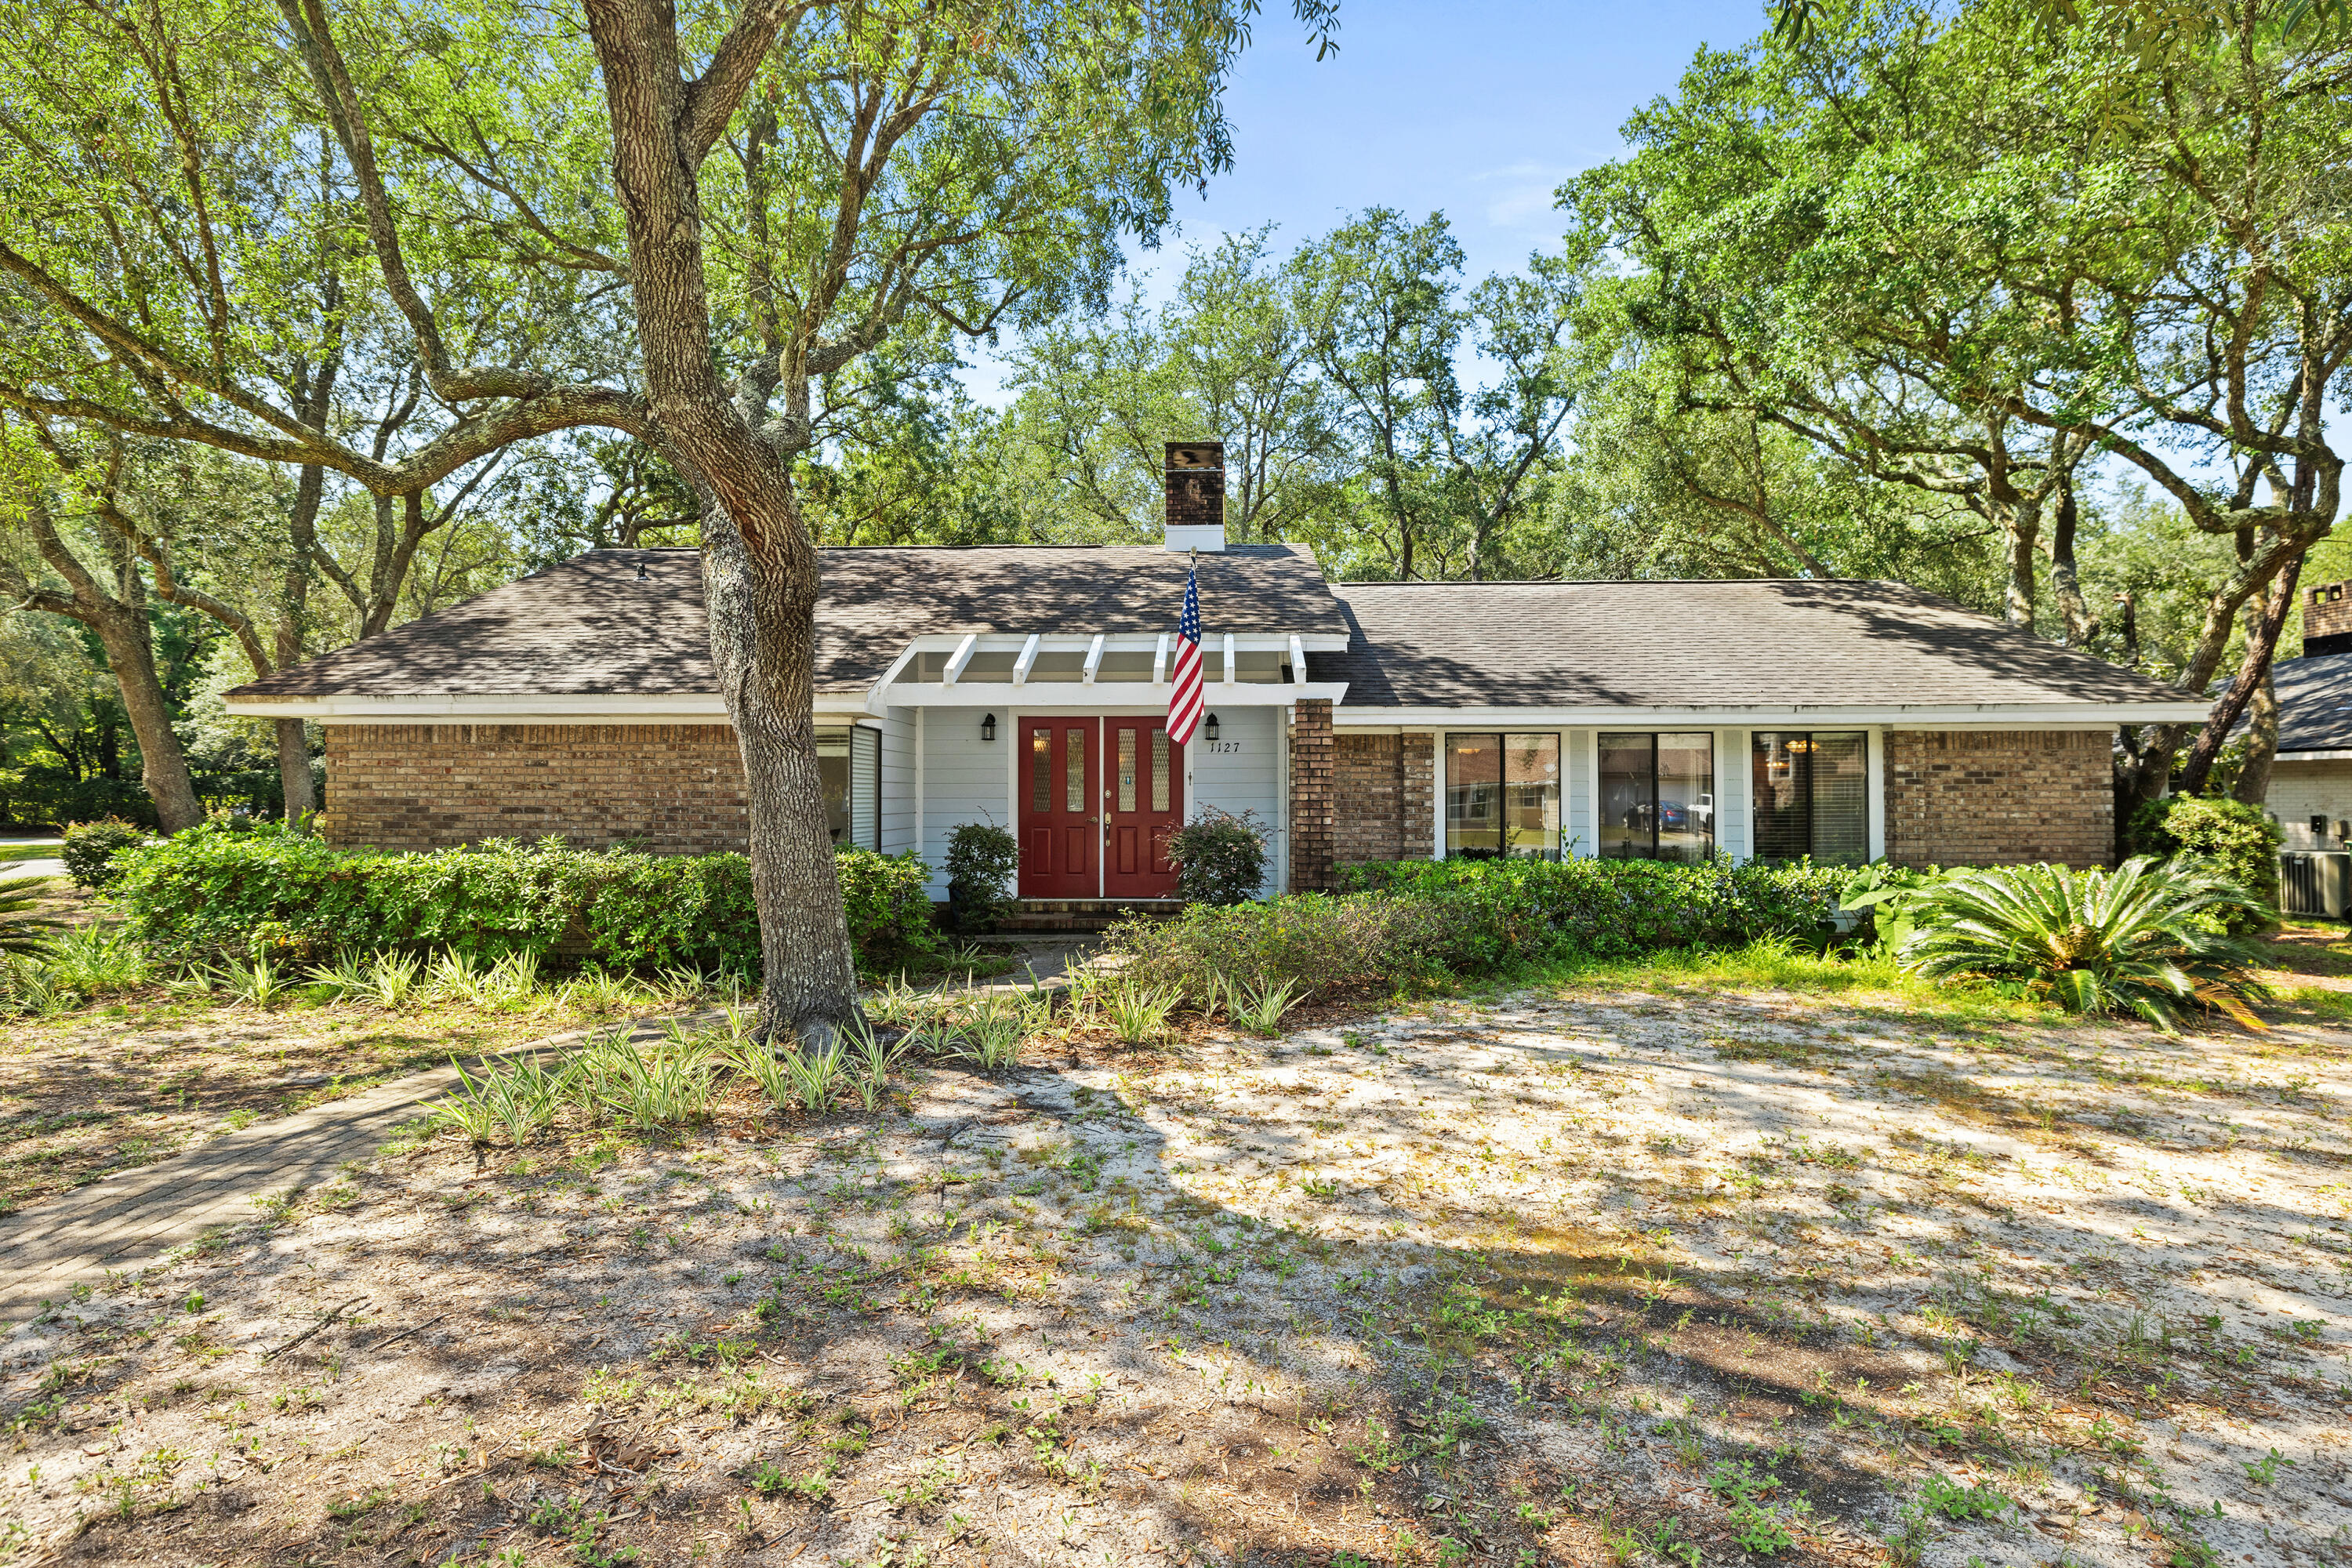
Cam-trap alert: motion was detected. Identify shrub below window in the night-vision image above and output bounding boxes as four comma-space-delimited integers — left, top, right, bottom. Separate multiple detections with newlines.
108, 821, 936, 974
1112, 854, 1851, 1000
943, 822, 1019, 934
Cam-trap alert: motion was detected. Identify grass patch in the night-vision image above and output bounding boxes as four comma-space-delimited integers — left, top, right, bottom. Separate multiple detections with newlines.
1526, 938, 2062, 1023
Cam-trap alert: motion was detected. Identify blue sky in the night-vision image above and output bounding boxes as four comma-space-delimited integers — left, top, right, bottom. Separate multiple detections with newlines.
964, 0, 1773, 398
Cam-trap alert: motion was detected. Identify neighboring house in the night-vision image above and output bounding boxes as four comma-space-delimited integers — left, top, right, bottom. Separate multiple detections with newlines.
2259, 581, 2352, 851
224, 444, 2205, 900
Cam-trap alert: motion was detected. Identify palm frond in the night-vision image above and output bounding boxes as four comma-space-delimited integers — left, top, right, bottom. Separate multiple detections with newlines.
0, 875, 66, 957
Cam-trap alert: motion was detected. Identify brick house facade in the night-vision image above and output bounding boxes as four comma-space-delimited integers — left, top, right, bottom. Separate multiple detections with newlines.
320, 724, 749, 855
1882, 730, 2114, 869
231, 448, 2203, 891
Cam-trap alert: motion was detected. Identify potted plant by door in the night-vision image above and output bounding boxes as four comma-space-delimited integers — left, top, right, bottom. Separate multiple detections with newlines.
945, 822, 1019, 935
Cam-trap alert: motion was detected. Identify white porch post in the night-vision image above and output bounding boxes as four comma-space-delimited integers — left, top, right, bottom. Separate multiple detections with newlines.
1867, 726, 1888, 862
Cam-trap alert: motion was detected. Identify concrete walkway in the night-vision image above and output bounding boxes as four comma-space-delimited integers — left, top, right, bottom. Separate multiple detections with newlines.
0, 1015, 681, 1330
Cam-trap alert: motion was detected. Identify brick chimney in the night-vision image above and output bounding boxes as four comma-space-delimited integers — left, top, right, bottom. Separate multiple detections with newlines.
1164, 441, 1225, 552
2309, 581, 2352, 658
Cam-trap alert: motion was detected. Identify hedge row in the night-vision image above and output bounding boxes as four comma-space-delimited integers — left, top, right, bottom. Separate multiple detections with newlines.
1115, 855, 1853, 999
110, 822, 935, 974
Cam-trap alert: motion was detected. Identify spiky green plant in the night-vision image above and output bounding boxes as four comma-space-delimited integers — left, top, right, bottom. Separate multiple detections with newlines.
0, 875, 64, 957
1896, 855, 2270, 1029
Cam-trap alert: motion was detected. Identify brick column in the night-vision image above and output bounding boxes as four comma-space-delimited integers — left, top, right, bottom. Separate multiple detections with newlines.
1400, 732, 1436, 858
1289, 699, 1336, 893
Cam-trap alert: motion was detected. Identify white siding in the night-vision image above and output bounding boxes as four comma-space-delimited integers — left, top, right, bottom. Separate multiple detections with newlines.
920, 709, 1012, 898
1713, 728, 1750, 861
1193, 706, 1284, 897
1564, 728, 1595, 858
2270, 759, 2352, 850
876, 707, 918, 856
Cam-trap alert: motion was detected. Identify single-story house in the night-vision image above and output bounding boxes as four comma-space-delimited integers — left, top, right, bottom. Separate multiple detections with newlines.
224, 444, 2205, 902
2258, 582, 2352, 851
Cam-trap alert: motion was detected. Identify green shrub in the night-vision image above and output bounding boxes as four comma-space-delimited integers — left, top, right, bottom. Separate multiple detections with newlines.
2125, 795, 2281, 932
62, 818, 151, 891
1345, 855, 1849, 967
1109, 893, 1456, 1002
108, 821, 935, 975
1166, 808, 1270, 906
943, 822, 1018, 934
1897, 855, 2270, 1029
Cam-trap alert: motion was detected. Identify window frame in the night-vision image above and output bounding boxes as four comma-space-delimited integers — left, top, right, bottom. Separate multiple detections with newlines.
1443, 731, 1564, 861
1596, 731, 1716, 863
1749, 729, 1868, 866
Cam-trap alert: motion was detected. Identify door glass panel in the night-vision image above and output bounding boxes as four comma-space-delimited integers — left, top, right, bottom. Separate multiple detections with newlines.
1656, 733, 1715, 862
1446, 735, 1503, 858
1065, 728, 1087, 814
1030, 728, 1050, 814
1599, 734, 1654, 859
1503, 735, 1561, 859
1151, 728, 1171, 812
1116, 727, 1138, 813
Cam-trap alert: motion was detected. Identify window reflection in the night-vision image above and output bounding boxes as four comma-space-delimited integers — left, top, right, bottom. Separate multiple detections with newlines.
1601, 732, 1714, 862
1445, 734, 1560, 859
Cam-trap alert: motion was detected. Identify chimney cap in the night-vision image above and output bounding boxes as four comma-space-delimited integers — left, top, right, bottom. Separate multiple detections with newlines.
1166, 440, 1224, 471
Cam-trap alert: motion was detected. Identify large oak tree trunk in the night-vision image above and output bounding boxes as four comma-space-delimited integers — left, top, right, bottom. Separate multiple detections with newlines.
584, 0, 860, 1041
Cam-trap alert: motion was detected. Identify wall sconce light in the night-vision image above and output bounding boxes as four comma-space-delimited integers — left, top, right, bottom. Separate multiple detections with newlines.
1203, 713, 1221, 742
981, 713, 996, 742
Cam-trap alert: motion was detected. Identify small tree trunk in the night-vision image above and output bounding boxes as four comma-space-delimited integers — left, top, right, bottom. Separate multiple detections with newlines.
2179, 553, 2304, 797
2232, 662, 2280, 805
2048, 478, 2094, 646
2002, 499, 2038, 626
275, 717, 317, 823
90, 603, 203, 832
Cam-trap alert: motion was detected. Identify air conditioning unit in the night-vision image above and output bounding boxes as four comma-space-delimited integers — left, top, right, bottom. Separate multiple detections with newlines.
2279, 851, 2350, 919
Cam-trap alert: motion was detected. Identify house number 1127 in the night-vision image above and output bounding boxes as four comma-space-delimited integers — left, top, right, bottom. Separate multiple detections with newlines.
1205, 742, 1242, 754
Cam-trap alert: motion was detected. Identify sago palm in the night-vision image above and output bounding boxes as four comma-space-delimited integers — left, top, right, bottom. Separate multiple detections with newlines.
0, 875, 65, 957
1897, 855, 2270, 1029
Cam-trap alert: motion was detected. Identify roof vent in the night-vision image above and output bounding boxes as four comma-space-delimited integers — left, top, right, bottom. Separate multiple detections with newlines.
1164, 441, 1225, 553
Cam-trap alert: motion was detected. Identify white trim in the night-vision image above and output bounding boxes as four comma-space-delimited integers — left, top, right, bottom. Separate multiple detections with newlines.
942, 633, 979, 685
1335, 703, 2195, 728
880, 681, 1348, 708
1083, 633, 1105, 685
915, 707, 926, 866
222, 691, 767, 724
2275, 750, 2352, 764
1288, 633, 1306, 684
1275, 706, 1289, 891
1866, 726, 1887, 862
1222, 632, 1236, 685
1012, 633, 1040, 685
1432, 726, 1448, 859
1152, 633, 1170, 684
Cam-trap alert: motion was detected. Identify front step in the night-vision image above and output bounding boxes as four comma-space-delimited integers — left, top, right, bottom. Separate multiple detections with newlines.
994, 898, 1184, 934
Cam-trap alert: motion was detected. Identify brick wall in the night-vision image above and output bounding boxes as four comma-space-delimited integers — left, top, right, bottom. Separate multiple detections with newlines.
1885, 729, 2114, 868
1333, 731, 1436, 866
1288, 699, 1335, 892
321, 724, 749, 854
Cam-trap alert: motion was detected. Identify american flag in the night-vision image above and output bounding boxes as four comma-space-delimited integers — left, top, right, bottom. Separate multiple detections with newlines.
1167, 561, 1205, 744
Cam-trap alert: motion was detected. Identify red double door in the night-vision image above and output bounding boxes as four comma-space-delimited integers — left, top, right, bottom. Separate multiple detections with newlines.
1017, 717, 1182, 898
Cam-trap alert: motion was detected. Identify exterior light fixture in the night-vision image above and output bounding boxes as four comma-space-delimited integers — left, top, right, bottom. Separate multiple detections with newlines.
1203, 713, 1221, 742
981, 713, 996, 742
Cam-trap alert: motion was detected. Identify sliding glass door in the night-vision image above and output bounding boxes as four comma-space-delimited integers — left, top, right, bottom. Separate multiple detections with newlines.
1599, 733, 1715, 862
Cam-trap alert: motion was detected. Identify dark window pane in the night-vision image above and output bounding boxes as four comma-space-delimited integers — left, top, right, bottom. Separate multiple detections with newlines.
1031, 728, 1051, 813
1446, 735, 1503, 858
1810, 732, 1868, 865
1599, 733, 1655, 859
1503, 735, 1561, 859
1065, 728, 1087, 814
1657, 733, 1714, 862
1751, 731, 1811, 860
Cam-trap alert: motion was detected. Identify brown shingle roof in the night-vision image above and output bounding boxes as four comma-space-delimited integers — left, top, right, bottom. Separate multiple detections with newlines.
1310, 579, 2194, 710
229, 545, 1345, 699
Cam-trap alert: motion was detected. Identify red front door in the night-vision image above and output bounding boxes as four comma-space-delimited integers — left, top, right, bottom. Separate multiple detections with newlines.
1102, 717, 1182, 898
1018, 718, 1098, 898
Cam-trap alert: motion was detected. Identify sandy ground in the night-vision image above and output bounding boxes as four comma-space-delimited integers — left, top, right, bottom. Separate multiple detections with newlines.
3, 979, 2350, 1567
